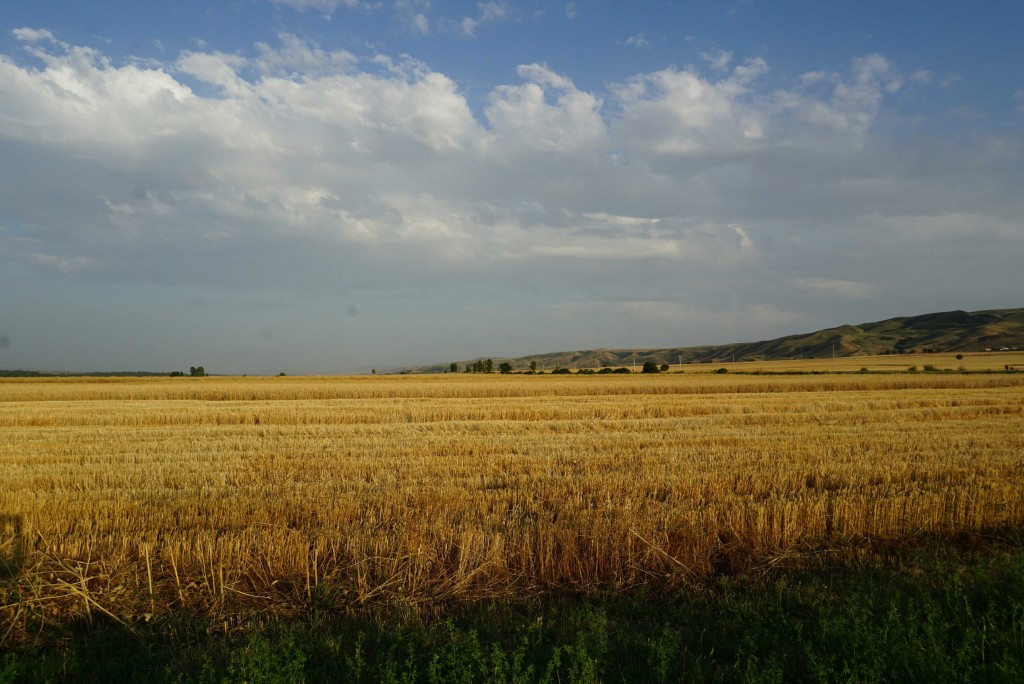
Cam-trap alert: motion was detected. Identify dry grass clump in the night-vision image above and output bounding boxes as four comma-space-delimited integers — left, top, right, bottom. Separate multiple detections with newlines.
2, 373, 1023, 637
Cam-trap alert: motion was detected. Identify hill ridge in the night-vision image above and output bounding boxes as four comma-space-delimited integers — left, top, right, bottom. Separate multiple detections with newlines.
400, 307, 1024, 373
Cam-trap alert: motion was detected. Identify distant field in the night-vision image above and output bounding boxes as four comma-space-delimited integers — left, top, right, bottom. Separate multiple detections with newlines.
677, 350, 1024, 373
1, 372, 1023, 637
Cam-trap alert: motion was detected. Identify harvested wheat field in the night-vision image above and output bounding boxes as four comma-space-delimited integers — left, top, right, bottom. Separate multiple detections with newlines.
1, 372, 1023, 633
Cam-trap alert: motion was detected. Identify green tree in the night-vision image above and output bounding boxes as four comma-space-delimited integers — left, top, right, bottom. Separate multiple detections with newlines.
642, 361, 660, 374
189, 366, 206, 377
450, 363, 458, 373
530, 360, 538, 373
485, 359, 494, 374
499, 362, 513, 374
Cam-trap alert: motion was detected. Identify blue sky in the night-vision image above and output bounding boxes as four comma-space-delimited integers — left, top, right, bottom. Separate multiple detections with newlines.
0, 1, 1022, 373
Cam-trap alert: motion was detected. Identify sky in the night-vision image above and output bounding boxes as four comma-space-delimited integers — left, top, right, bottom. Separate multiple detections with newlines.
0, 1, 1022, 374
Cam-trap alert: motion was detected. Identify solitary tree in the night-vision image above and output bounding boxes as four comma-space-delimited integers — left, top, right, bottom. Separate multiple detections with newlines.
499, 362, 513, 374
450, 363, 458, 373
642, 361, 660, 374
530, 360, 538, 373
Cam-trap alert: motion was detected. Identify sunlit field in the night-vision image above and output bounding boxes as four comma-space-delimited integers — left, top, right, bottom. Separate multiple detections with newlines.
2, 369, 1023, 638
687, 350, 1024, 374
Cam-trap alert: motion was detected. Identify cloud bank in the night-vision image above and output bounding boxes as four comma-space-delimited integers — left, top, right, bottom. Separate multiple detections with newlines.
0, 30, 1020, 370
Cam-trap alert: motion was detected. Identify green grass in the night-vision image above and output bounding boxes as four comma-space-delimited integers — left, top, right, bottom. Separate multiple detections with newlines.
3, 539, 1023, 683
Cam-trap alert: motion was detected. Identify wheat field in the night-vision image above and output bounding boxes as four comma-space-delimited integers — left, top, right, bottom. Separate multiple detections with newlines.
2, 372, 1023, 633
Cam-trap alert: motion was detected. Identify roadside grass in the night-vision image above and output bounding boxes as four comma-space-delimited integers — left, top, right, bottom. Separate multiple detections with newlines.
3, 536, 1022, 683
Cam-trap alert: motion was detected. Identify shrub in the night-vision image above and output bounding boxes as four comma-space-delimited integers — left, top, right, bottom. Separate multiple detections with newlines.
716, 368, 729, 374
613, 367, 632, 374
642, 361, 660, 374
659, 364, 670, 372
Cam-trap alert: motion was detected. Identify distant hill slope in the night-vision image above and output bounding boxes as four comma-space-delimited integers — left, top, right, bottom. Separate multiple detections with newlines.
401, 307, 1024, 373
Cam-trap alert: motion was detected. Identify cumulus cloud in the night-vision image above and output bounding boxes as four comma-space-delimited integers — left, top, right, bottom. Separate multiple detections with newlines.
0, 31, 1020, 361
11, 27, 56, 43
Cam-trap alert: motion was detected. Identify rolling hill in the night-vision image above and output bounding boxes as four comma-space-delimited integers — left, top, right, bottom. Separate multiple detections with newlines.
401, 307, 1024, 373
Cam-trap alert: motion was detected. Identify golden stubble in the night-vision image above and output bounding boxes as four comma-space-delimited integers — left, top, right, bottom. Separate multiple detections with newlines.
1, 373, 1022, 633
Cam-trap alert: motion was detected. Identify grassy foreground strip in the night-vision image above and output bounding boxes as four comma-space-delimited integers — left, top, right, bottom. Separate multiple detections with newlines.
2, 535, 1023, 683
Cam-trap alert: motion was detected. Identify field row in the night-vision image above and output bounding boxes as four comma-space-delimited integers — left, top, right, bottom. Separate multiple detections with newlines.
1, 372, 1021, 402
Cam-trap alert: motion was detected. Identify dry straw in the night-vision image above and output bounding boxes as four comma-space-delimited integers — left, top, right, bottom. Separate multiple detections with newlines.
1, 373, 1022, 635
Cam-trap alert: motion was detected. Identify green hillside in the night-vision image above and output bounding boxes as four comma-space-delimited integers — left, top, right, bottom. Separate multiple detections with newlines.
403, 307, 1024, 373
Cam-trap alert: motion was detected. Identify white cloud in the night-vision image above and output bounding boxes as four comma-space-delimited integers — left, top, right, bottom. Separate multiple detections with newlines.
411, 13, 430, 34
478, 2, 509, 23
609, 59, 769, 157
457, 2, 511, 37
393, 0, 432, 35
254, 33, 357, 76
565, 3, 577, 20
777, 54, 903, 142
486, 64, 605, 153
270, 0, 363, 14
11, 27, 56, 43
581, 212, 660, 227
459, 17, 479, 37
700, 49, 732, 72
